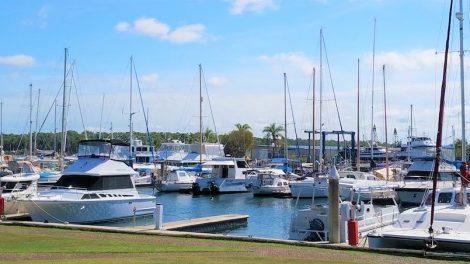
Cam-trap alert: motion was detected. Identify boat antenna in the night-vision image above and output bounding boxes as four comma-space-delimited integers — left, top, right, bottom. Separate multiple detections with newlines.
99, 93, 105, 139
428, 0, 453, 248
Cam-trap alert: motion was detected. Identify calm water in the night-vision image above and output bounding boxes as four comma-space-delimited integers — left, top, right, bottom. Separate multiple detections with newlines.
102, 187, 320, 240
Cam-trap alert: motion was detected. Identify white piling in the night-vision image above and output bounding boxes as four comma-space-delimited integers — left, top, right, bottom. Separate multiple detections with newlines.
154, 203, 163, 230
328, 166, 340, 244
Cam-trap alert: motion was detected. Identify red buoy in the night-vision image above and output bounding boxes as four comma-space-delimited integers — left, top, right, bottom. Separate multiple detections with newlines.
347, 219, 359, 246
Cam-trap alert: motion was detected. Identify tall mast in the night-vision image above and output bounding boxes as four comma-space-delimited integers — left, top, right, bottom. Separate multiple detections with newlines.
284, 72, 288, 162
29, 84, 33, 160
129, 56, 134, 159
312, 68, 316, 171
319, 28, 323, 172
199, 64, 203, 165
99, 93, 105, 139
110, 122, 114, 140
34, 88, 40, 154
60, 48, 68, 172
429, 0, 453, 239
370, 18, 377, 162
357, 59, 361, 171
457, 0, 466, 162
383, 65, 389, 180
409, 104, 413, 162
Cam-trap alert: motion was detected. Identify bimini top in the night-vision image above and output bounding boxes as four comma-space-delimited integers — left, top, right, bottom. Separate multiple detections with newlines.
77, 140, 130, 161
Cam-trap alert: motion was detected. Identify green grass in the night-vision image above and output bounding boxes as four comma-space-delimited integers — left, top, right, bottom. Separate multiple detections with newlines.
0, 225, 466, 264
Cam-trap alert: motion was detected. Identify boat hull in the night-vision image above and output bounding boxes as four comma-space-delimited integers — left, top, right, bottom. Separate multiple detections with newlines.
193, 178, 249, 194
21, 196, 156, 224
252, 186, 291, 197
156, 182, 193, 192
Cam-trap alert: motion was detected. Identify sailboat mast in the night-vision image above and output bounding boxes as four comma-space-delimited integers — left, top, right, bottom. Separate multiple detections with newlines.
383, 65, 389, 180
29, 84, 33, 160
430, 0, 453, 236
357, 59, 361, 171
457, 0, 466, 162
312, 68, 316, 171
129, 56, 133, 158
319, 28, 323, 172
199, 64, 203, 165
60, 48, 68, 172
34, 88, 40, 155
284, 73, 288, 162
408, 104, 413, 162
54, 99, 57, 155
370, 18, 376, 162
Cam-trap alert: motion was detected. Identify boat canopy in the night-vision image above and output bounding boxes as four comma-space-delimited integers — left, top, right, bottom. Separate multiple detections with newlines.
203, 160, 235, 166
78, 140, 130, 161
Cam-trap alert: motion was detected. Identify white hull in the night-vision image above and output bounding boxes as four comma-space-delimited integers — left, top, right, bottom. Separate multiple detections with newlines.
252, 186, 291, 196
193, 178, 249, 194
156, 182, 193, 192
22, 196, 156, 223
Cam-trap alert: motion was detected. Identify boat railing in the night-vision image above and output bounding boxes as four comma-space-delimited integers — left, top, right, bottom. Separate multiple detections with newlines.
49, 186, 88, 191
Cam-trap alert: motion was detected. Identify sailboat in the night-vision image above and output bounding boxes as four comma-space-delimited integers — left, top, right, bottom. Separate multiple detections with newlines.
368, 0, 470, 252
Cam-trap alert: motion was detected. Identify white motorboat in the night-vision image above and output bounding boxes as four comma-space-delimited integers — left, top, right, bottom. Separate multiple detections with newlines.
32, 159, 62, 186
156, 169, 197, 192
250, 170, 291, 197
289, 187, 399, 242
192, 157, 252, 194
20, 140, 156, 224
290, 170, 396, 200
368, 187, 470, 252
395, 159, 459, 206
0, 161, 40, 215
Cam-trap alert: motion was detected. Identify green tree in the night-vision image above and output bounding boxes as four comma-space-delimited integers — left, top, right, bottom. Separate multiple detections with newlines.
235, 123, 251, 131
262, 123, 284, 155
221, 129, 255, 158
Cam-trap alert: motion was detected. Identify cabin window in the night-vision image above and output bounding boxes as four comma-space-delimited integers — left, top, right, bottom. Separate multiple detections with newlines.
81, 193, 100, 199
346, 175, 356, 179
236, 161, 248, 168
54, 175, 133, 190
438, 172, 459, 181
0, 181, 32, 193
437, 192, 453, 204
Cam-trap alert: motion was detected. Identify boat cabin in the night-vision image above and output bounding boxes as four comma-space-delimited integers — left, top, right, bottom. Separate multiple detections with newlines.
203, 157, 249, 179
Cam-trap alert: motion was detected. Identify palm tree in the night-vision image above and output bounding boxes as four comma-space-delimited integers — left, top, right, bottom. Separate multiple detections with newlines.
203, 127, 217, 143
235, 123, 251, 131
262, 123, 284, 156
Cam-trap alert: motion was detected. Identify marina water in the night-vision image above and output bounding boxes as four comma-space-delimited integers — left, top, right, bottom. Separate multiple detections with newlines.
101, 187, 319, 239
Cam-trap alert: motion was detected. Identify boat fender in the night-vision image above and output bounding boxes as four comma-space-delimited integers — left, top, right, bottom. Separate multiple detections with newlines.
192, 182, 200, 194
209, 182, 219, 194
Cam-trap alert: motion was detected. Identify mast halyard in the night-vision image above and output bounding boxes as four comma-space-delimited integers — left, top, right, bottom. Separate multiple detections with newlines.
34, 88, 40, 155
129, 56, 135, 161
383, 65, 389, 180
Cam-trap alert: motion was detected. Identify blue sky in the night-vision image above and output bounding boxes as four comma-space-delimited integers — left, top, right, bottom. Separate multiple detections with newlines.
0, 0, 466, 144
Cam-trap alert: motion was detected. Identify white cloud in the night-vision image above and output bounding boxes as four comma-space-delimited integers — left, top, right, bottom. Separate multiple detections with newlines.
168, 24, 205, 43
38, 6, 48, 28
258, 52, 315, 75
141, 73, 159, 86
208, 76, 228, 87
0, 55, 36, 67
115, 17, 206, 43
115, 21, 130, 32
229, 0, 278, 15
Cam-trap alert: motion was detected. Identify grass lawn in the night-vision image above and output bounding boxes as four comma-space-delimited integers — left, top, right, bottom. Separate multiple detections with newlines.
0, 225, 466, 264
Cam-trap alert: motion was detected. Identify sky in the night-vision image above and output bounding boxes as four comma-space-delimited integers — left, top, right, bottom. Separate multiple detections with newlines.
0, 0, 468, 145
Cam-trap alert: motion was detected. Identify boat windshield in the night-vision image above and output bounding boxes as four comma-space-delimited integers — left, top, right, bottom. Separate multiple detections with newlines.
53, 175, 133, 190
78, 141, 112, 158
78, 141, 130, 161
424, 191, 453, 205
